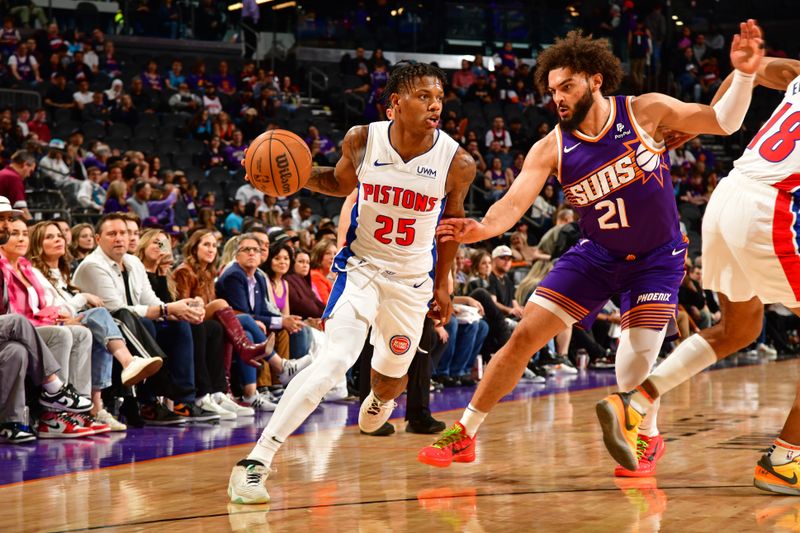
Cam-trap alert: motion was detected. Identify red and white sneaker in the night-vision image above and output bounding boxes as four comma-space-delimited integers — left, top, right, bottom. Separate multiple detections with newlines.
37, 411, 94, 439
614, 434, 666, 477
71, 412, 111, 435
418, 422, 476, 468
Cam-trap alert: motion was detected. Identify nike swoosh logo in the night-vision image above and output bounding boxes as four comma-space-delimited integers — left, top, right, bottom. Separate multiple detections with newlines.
646, 442, 661, 462
759, 456, 799, 484
671, 248, 686, 256
620, 394, 636, 431
564, 142, 582, 154
413, 280, 427, 288
374, 160, 393, 167
451, 443, 471, 454
41, 420, 61, 430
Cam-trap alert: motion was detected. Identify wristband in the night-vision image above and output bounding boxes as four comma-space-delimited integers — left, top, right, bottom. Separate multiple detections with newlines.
712, 70, 755, 134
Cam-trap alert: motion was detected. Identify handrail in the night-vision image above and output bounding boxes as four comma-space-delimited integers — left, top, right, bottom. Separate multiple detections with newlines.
307, 67, 329, 100
466, 182, 538, 229
343, 92, 365, 128
241, 21, 259, 61
0, 88, 42, 111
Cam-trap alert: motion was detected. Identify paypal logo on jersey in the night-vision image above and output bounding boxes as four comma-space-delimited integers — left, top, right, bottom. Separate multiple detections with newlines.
417, 166, 437, 178
614, 122, 632, 139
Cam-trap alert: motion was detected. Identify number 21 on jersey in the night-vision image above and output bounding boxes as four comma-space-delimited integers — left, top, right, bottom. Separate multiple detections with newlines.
596, 198, 630, 230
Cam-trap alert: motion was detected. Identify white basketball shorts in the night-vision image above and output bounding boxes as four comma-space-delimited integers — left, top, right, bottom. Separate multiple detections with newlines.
702, 171, 800, 307
324, 256, 432, 378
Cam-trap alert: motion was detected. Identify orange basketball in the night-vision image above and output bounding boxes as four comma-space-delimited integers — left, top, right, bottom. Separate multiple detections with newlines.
245, 129, 312, 197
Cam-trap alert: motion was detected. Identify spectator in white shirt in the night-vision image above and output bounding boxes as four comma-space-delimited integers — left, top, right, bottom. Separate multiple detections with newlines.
73, 79, 93, 110
73, 214, 217, 425
202, 85, 222, 116
235, 182, 264, 206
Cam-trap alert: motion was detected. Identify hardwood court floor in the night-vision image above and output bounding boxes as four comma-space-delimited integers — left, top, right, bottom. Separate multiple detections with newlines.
4, 358, 800, 533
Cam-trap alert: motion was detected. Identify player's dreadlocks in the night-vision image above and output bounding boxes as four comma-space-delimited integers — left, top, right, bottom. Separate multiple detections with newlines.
383, 61, 447, 105
534, 30, 623, 95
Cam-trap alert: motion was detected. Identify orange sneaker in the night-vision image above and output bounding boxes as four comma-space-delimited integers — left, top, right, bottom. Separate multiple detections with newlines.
417, 422, 475, 468
596, 391, 644, 471
615, 434, 666, 477
754, 454, 800, 495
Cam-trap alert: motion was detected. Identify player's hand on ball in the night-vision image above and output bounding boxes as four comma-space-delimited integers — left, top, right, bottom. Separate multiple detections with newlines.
730, 19, 764, 75
240, 148, 252, 184
437, 218, 488, 244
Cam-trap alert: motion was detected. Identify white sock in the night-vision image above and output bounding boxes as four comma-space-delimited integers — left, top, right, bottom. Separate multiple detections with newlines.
638, 397, 661, 437
243, 394, 258, 404
248, 432, 283, 468
458, 404, 487, 438
767, 438, 800, 466
648, 334, 717, 396
43, 377, 64, 394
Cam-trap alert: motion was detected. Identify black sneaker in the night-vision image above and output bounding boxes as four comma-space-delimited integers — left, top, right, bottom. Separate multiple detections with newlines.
0, 422, 36, 444
173, 402, 221, 423
140, 403, 186, 426
39, 383, 92, 413
457, 375, 476, 386
360, 421, 395, 436
406, 413, 446, 434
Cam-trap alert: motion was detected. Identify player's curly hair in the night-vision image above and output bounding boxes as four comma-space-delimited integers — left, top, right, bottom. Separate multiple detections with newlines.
534, 30, 623, 96
383, 61, 447, 105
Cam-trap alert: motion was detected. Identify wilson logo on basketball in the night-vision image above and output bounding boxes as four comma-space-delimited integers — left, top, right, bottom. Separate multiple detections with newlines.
390, 335, 411, 355
275, 153, 292, 195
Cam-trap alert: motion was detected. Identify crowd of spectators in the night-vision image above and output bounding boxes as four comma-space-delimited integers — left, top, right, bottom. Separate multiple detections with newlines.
0, 7, 794, 444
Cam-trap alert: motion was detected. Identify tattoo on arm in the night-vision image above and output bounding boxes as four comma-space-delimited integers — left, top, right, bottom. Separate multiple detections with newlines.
306, 166, 340, 195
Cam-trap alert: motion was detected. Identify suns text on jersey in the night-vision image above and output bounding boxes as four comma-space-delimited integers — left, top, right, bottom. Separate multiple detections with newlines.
563, 152, 644, 206
360, 183, 438, 212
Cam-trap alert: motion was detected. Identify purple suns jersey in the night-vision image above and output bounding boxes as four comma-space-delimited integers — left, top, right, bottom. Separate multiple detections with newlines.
556, 95, 680, 257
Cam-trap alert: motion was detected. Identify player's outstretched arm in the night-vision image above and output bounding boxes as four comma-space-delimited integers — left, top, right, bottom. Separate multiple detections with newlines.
755, 57, 800, 91
304, 125, 366, 197
634, 19, 764, 139
664, 55, 800, 150
438, 133, 556, 244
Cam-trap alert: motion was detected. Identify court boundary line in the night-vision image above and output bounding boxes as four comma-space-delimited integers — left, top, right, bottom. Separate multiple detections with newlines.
2, 379, 620, 489
46, 483, 757, 533
2, 356, 788, 489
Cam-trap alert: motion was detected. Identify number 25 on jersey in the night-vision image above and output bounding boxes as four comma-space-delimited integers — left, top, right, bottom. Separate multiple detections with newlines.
373, 215, 416, 246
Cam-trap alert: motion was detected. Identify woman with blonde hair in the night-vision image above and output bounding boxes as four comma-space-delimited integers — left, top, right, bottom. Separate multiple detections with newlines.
104, 180, 129, 214
465, 250, 492, 293
69, 223, 95, 262
135, 229, 237, 418
27, 221, 163, 431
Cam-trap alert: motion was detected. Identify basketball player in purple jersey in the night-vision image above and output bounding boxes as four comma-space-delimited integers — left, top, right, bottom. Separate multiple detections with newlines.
598, 49, 800, 494
418, 21, 764, 476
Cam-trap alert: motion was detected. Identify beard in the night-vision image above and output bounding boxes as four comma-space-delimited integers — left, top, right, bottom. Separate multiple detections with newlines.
558, 88, 594, 131
0, 230, 7, 246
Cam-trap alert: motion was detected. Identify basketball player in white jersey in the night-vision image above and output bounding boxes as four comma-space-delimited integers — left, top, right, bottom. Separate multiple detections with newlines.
228, 62, 475, 504
597, 54, 800, 494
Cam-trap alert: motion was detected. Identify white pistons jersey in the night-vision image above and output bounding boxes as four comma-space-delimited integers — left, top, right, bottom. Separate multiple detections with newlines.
339, 121, 458, 277
731, 74, 800, 190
